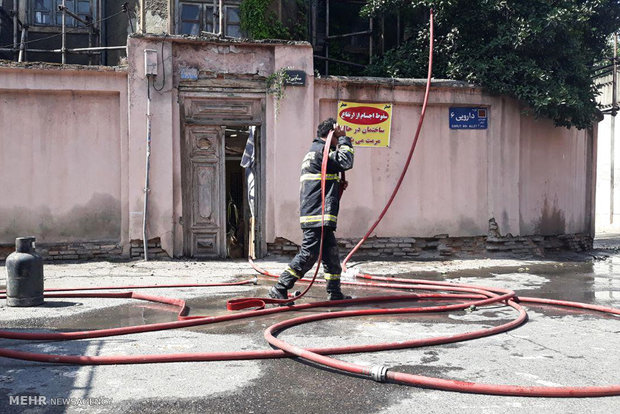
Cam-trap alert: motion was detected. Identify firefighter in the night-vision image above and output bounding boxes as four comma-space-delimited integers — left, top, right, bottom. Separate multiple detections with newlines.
269, 118, 355, 302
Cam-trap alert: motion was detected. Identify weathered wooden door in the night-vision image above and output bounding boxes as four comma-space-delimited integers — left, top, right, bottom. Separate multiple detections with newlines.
182, 126, 226, 258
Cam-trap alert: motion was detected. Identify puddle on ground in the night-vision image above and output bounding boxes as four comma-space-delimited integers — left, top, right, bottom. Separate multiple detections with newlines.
390, 261, 619, 305
2, 261, 617, 333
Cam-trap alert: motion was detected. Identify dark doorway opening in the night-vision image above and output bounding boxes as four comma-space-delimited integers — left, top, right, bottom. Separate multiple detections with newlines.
224, 126, 255, 258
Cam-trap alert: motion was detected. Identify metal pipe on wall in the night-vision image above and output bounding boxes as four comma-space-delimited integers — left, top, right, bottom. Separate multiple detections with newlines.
88, 24, 93, 65
611, 33, 617, 224
13, 0, 18, 60
61, 0, 66, 64
140, 0, 146, 33
143, 78, 153, 261
325, 0, 329, 75
18, 26, 26, 62
101, 0, 106, 65
219, 0, 223, 36
311, 0, 316, 47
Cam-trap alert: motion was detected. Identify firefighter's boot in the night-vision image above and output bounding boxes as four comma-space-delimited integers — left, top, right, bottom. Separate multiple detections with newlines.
326, 279, 352, 301
269, 269, 298, 301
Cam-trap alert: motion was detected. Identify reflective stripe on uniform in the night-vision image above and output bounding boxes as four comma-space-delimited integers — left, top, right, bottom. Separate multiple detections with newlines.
341, 145, 355, 154
300, 173, 340, 182
300, 214, 338, 224
286, 266, 301, 279
323, 273, 341, 280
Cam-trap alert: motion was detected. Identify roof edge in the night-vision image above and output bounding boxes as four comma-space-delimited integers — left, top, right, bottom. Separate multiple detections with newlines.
315, 76, 479, 90
129, 33, 312, 48
0, 59, 127, 73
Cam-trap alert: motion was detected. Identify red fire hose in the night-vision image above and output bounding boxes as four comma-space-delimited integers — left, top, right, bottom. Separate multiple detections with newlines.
2, 276, 618, 397
1, 10, 619, 398
342, 9, 435, 273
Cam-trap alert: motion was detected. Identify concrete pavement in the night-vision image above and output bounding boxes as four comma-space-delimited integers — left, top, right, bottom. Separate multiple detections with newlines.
0, 254, 618, 413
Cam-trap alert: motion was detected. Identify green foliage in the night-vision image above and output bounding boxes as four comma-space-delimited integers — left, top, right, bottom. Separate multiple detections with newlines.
362, 0, 620, 129
240, 0, 291, 40
266, 67, 291, 116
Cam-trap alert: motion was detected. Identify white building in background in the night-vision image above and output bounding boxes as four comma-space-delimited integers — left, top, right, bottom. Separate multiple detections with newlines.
596, 72, 620, 234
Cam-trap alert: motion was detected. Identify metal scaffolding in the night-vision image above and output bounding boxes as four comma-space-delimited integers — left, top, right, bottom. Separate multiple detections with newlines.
0, 2, 129, 64
313, 0, 374, 75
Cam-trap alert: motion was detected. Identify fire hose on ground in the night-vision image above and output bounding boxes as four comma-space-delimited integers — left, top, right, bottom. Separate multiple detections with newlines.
1, 9, 620, 397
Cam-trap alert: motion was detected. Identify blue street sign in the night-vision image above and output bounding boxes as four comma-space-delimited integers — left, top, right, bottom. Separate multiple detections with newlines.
449, 107, 488, 129
180, 67, 199, 81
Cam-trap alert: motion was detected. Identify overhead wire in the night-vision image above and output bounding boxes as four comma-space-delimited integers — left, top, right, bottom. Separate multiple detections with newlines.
0, 9, 126, 50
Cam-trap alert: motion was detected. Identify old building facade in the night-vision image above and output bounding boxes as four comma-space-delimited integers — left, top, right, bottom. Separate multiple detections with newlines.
0, 33, 597, 261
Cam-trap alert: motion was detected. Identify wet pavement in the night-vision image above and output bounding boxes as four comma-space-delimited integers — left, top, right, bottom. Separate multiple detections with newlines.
0, 254, 618, 413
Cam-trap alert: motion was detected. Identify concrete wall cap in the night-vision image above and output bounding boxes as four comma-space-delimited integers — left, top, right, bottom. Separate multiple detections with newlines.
315, 75, 479, 90
129, 33, 312, 48
0, 60, 127, 73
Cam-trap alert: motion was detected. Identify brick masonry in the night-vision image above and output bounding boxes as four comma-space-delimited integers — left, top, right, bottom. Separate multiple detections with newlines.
267, 232, 593, 259
0, 240, 123, 262
129, 238, 169, 259
0, 238, 168, 262
0, 227, 594, 262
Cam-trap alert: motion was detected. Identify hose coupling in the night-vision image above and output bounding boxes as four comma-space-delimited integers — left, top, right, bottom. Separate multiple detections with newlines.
370, 365, 389, 382
252, 276, 259, 285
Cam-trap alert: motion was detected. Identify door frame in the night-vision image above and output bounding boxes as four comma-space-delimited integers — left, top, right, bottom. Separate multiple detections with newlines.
179, 91, 267, 258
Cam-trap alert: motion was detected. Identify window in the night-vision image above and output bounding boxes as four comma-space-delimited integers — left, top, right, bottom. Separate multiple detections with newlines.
225, 6, 240, 37
177, 1, 241, 38
31, 0, 95, 27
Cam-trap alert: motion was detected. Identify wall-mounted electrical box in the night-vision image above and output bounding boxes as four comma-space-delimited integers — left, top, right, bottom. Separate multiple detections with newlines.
144, 49, 158, 77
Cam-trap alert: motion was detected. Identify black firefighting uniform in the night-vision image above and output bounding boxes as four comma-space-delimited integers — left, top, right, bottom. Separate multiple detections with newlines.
282, 135, 355, 285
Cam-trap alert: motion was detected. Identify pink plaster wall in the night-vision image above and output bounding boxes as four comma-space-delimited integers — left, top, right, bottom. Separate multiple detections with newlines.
1, 37, 592, 258
0, 66, 128, 245
268, 46, 316, 245
519, 117, 591, 235
305, 81, 493, 241
126, 37, 176, 255
265, 78, 594, 243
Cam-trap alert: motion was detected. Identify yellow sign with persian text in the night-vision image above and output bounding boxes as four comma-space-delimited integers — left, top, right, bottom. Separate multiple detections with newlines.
337, 101, 393, 147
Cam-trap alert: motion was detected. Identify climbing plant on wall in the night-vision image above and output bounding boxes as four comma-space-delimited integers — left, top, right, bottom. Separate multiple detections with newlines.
240, 0, 291, 40
266, 67, 292, 117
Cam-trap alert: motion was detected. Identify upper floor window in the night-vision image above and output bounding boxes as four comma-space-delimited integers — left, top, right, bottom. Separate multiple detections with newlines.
31, 0, 96, 27
177, 1, 241, 38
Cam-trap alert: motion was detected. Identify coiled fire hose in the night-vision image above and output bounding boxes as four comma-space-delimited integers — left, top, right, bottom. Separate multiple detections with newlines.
1, 10, 620, 397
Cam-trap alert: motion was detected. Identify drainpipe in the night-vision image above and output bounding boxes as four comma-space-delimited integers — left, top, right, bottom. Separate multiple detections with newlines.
143, 48, 159, 261
143, 77, 153, 261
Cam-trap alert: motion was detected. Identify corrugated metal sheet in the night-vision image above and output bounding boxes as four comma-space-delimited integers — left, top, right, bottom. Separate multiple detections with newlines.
595, 73, 619, 109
